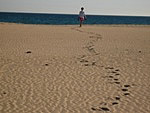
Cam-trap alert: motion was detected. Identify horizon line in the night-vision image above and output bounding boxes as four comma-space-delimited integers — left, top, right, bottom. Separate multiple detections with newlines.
0, 11, 150, 17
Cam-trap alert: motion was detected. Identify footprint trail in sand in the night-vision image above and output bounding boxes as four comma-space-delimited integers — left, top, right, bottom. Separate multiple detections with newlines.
0, 24, 150, 113
72, 27, 141, 112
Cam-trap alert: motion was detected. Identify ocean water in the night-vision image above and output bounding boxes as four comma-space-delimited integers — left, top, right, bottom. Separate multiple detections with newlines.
0, 12, 150, 25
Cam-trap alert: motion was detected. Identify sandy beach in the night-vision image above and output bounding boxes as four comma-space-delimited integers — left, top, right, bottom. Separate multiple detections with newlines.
0, 23, 150, 113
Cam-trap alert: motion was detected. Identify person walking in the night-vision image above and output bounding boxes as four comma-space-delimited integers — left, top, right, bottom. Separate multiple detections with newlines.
79, 7, 86, 27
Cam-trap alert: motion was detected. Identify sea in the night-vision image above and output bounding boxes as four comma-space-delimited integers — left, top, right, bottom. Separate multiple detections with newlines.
0, 12, 150, 25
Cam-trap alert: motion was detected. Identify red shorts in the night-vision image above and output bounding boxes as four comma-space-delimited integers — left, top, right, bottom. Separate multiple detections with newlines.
80, 17, 84, 21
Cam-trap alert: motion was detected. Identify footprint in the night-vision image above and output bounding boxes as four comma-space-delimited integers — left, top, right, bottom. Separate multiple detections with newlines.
26, 51, 32, 54
95, 53, 100, 55
105, 67, 109, 69
91, 107, 97, 111
92, 62, 96, 66
96, 34, 101, 36
97, 36, 102, 40
114, 79, 119, 81
3, 91, 6, 95
84, 64, 89, 66
112, 71, 117, 73
115, 96, 120, 100
2, 91, 7, 96
122, 89, 128, 91
88, 47, 94, 51
89, 36, 95, 38
88, 49, 96, 54
45, 64, 49, 66
124, 85, 130, 88
105, 67, 114, 70
115, 73, 120, 76
112, 102, 119, 105
100, 102, 107, 105
132, 83, 137, 86
80, 59, 88, 63
100, 107, 110, 111
115, 69, 120, 72
109, 67, 114, 69
80, 55, 86, 58
124, 93, 130, 96
114, 82, 120, 84
109, 76, 113, 78
139, 51, 142, 53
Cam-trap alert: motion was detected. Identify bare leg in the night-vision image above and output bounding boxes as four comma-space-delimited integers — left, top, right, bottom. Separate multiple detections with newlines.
80, 21, 82, 27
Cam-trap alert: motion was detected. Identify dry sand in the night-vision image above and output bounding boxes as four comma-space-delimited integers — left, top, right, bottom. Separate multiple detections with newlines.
0, 23, 150, 113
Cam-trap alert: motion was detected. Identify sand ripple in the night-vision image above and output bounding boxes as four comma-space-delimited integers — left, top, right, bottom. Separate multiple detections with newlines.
0, 24, 150, 113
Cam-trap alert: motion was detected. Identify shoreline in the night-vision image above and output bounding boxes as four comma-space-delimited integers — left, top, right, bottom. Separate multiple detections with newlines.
1, 22, 150, 27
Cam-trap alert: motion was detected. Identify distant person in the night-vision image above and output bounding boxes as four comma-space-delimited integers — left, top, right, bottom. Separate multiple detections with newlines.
78, 7, 86, 27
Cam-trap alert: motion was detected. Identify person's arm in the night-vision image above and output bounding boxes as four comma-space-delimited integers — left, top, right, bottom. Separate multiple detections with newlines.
84, 13, 87, 20
78, 16, 80, 21
78, 11, 81, 21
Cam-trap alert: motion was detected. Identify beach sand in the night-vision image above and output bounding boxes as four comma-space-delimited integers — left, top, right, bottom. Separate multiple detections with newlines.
0, 23, 150, 113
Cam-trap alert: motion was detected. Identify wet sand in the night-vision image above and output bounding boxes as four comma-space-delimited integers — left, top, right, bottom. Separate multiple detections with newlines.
0, 23, 150, 113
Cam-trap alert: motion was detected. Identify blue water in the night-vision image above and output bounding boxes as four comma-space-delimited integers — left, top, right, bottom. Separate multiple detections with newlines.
0, 12, 150, 25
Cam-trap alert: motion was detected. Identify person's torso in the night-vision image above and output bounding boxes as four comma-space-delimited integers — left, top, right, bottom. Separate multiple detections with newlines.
79, 11, 85, 18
